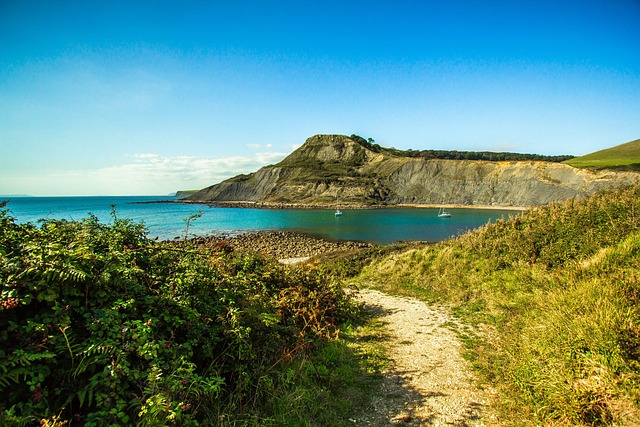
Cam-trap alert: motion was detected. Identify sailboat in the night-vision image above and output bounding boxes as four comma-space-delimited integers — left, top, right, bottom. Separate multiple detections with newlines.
437, 206, 452, 218
335, 195, 343, 217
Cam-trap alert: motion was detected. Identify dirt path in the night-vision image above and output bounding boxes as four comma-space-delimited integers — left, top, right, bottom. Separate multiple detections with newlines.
354, 289, 496, 426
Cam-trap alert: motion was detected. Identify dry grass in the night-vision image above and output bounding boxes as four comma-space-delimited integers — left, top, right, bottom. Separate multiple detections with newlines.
355, 184, 640, 426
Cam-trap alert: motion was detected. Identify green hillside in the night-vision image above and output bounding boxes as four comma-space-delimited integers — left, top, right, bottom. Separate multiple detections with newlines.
564, 138, 640, 169
355, 184, 640, 426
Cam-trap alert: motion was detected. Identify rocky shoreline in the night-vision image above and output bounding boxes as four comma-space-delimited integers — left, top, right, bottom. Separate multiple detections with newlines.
188, 230, 374, 261
176, 199, 383, 210
148, 198, 528, 211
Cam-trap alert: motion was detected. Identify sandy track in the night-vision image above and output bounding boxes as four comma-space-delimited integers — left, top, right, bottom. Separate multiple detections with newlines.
354, 289, 495, 426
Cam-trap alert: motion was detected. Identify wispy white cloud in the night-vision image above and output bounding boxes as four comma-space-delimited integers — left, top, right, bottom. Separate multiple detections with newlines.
1, 152, 288, 196
247, 143, 274, 150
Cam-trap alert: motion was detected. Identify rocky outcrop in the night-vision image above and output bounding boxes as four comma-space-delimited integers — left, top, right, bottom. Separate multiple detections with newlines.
187, 134, 638, 207
383, 159, 633, 206
175, 190, 197, 198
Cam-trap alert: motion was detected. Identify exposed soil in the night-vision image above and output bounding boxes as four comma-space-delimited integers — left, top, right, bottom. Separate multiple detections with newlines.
354, 289, 496, 426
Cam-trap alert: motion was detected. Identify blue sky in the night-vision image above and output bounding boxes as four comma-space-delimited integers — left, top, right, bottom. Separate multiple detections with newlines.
1, 0, 639, 196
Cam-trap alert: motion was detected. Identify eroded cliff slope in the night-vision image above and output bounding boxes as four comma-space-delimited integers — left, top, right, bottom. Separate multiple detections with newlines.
187, 135, 637, 207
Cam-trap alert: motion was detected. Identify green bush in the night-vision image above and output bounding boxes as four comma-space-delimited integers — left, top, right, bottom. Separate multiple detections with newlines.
0, 208, 355, 425
462, 183, 640, 269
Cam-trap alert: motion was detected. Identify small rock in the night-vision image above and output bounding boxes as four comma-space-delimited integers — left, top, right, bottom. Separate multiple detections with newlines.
391, 414, 412, 423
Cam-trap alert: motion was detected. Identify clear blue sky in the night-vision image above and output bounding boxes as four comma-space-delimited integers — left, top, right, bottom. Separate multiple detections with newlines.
1, 0, 639, 195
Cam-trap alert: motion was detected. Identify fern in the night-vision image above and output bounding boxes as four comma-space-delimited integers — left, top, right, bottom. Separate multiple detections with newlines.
72, 343, 112, 379
0, 350, 56, 390
76, 385, 94, 409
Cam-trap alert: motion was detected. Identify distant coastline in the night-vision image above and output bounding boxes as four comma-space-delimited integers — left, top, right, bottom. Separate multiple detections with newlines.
184, 135, 638, 209
172, 199, 529, 211
174, 190, 198, 198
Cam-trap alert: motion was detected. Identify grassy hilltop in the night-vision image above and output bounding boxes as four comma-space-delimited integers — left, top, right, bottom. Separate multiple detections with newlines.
565, 138, 640, 170
355, 184, 640, 426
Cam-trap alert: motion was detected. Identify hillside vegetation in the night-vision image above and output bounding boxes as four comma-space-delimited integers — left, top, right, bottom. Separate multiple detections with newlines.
357, 184, 640, 426
349, 134, 576, 162
0, 205, 375, 426
565, 138, 640, 170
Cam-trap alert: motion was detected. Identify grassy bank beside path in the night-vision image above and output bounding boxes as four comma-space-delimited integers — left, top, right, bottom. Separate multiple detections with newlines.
355, 184, 640, 426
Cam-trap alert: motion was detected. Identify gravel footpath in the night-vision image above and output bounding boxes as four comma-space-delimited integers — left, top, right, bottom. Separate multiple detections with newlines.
354, 289, 496, 426
192, 232, 496, 425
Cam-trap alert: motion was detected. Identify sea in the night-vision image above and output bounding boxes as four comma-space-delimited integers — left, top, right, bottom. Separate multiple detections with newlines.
2, 196, 521, 245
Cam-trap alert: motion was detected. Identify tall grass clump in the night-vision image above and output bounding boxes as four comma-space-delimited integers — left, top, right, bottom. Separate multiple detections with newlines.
358, 184, 640, 426
0, 206, 363, 426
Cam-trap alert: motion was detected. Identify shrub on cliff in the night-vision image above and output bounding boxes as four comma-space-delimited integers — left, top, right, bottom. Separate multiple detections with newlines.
0, 207, 355, 425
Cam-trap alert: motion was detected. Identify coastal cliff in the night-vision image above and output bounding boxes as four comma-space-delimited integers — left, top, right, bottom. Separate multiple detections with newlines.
187, 134, 638, 207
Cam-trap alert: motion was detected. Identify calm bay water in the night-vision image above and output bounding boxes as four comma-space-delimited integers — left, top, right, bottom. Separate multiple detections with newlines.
3, 196, 520, 245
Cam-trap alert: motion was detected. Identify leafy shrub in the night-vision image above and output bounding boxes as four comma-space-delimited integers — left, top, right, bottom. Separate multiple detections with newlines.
461, 183, 640, 268
0, 208, 354, 425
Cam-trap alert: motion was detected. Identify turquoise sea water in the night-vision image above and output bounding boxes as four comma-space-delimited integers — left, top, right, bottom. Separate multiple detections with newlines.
3, 196, 520, 245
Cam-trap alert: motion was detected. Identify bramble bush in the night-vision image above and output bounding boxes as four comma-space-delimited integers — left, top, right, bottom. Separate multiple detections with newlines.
0, 204, 355, 425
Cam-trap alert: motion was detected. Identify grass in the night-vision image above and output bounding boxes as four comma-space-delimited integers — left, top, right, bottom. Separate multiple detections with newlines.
223, 311, 389, 426
309, 242, 426, 280
564, 138, 640, 170
354, 184, 640, 426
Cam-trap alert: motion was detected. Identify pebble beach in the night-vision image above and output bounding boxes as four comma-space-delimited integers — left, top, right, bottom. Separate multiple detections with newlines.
188, 230, 374, 261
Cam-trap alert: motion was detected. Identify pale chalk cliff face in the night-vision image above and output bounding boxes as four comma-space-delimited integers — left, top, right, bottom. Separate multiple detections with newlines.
187, 135, 638, 207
